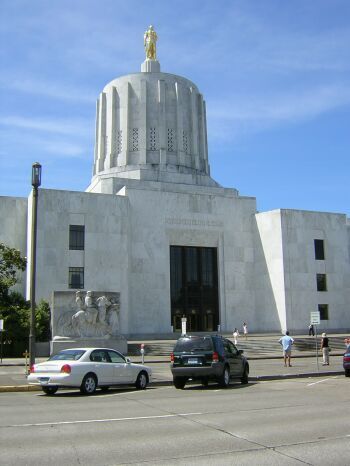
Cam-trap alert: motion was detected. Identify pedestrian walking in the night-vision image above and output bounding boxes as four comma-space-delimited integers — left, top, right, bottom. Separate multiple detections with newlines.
308, 324, 315, 336
321, 332, 330, 365
243, 322, 248, 340
233, 328, 240, 345
279, 331, 294, 367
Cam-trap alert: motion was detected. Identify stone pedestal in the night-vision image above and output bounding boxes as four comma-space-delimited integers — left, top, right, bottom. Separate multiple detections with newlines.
141, 59, 160, 72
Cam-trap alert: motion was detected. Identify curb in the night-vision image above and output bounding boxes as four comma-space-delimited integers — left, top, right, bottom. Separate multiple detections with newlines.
0, 353, 345, 367
249, 370, 344, 381
0, 385, 42, 393
0, 370, 345, 393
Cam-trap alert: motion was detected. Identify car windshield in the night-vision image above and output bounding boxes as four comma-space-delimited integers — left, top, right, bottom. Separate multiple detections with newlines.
174, 337, 213, 352
49, 350, 86, 361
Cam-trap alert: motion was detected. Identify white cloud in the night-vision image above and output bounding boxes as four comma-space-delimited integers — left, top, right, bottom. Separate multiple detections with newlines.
207, 84, 350, 142
0, 77, 95, 103
0, 115, 92, 138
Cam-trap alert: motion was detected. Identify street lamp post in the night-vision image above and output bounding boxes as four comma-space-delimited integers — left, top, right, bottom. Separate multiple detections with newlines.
29, 162, 41, 367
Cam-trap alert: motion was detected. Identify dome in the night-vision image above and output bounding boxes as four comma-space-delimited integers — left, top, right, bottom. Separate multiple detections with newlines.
90, 27, 219, 189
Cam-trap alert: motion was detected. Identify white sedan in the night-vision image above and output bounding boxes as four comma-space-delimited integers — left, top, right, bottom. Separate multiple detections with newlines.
27, 348, 152, 395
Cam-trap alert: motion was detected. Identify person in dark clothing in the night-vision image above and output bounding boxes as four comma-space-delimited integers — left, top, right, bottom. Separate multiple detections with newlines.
321, 332, 330, 365
308, 324, 315, 336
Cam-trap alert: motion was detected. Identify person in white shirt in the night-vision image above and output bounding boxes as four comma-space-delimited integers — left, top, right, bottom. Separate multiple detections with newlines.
233, 328, 239, 345
243, 322, 248, 340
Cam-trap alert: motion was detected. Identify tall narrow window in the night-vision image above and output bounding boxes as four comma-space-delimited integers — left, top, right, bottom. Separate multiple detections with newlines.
170, 246, 218, 332
318, 304, 329, 320
69, 225, 85, 250
69, 267, 84, 289
314, 239, 325, 260
316, 274, 327, 291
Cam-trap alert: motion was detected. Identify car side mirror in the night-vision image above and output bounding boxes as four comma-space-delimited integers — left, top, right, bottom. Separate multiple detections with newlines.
238, 349, 244, 355
125, 357, 131, 363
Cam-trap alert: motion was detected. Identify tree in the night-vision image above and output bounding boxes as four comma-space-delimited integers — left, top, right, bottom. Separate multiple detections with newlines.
0, 292, 30, 356
0, 243, 50, 356
0, 294, 51, 356
0, 242, 26, 302
35, 300, 51, 341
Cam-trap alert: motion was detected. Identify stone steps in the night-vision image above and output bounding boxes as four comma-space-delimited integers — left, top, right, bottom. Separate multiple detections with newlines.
127, 336, 347, 357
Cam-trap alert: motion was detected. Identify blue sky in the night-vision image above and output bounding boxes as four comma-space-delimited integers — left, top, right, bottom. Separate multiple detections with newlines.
1, 0, 349, 215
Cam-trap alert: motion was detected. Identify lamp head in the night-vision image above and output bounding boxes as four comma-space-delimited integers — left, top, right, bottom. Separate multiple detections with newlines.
31, 162, 42, 188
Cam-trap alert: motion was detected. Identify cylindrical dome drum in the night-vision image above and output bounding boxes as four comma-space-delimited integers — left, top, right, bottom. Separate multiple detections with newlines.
93, 71, 210, 182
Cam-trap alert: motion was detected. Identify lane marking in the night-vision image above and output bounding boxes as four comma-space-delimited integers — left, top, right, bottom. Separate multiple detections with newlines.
7, 412, 203, 428
307, 376, 338, 387
97, 386, 172, 398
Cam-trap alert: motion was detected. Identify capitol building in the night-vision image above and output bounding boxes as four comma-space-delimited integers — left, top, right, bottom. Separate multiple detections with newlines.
1, 27, 349, 336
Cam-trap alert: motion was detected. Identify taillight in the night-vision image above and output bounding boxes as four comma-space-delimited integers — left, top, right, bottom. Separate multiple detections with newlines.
61, 364, 71, 374
29, 364, 35, 373
344, 356, 350, 362
170, 353, 174, 362
212, 352, 219, 363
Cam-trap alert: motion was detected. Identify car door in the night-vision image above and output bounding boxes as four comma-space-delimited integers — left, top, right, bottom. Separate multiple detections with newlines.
222, 339, 236, 375
107, 350, 134, 384
227, 340, 243, 376
89, 349, 114, 384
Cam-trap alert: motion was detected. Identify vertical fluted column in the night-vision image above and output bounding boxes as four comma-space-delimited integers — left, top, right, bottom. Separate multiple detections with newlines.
203, 99, 209, 175
139, 79, 147, 164
175, 82, 185, 166
190, 87, 200, 170
198, 93, 208, 174
105, 87, 117, 170
158, 79, 166, 165
93, 99, 99, 175
124, 82, 131, 165
96, 92, 107, 173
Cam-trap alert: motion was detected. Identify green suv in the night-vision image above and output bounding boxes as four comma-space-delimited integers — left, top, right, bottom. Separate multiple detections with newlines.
170, 335, 249, 389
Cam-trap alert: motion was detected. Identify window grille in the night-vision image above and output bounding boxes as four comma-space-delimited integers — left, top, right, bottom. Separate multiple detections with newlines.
183, 131, 188, 154
69, 225, 85, 250
149, 127, 156, 151
69, 267, 84, 289
316, 274, 327, 291
132, 128, 139, 151
117, 130, 122, 154
167, 128, 174, 152
318, 304, 329, 320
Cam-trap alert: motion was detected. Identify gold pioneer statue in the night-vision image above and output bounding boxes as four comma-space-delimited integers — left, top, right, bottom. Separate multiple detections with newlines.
144, 25, 157, 60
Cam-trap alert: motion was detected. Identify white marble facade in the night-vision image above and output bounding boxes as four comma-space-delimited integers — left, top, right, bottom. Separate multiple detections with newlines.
0, 40, 349, 335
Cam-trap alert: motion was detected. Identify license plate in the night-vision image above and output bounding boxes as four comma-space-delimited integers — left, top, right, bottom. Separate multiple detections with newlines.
39, 377, 50, 384
187, 358, 199, 364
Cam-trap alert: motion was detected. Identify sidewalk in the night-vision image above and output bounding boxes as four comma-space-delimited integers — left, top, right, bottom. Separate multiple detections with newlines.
0, 353, 345, 393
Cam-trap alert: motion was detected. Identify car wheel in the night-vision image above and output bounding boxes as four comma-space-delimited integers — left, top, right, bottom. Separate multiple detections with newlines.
135, 371, 148, 390
42, 386, 58, 395
218, 366, 230, 388
173, 377, 186, 389
345, 369, 350, 377
241, 366, 249, 384
80, 373, 97, 395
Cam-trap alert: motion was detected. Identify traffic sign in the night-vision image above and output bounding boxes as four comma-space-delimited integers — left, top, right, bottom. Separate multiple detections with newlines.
310, 311, 320, 325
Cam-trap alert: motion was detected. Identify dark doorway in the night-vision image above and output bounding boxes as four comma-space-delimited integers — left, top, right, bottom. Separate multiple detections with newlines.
170, 246, 219, 332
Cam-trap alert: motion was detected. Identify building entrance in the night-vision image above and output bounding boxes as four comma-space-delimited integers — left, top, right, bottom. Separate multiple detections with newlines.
170, 246, 219, 332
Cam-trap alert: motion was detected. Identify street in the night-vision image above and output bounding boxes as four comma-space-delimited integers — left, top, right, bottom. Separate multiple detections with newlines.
0, 376, 349, 465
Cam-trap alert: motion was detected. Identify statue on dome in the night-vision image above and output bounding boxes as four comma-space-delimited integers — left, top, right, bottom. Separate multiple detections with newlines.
144, 25, 157, 60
